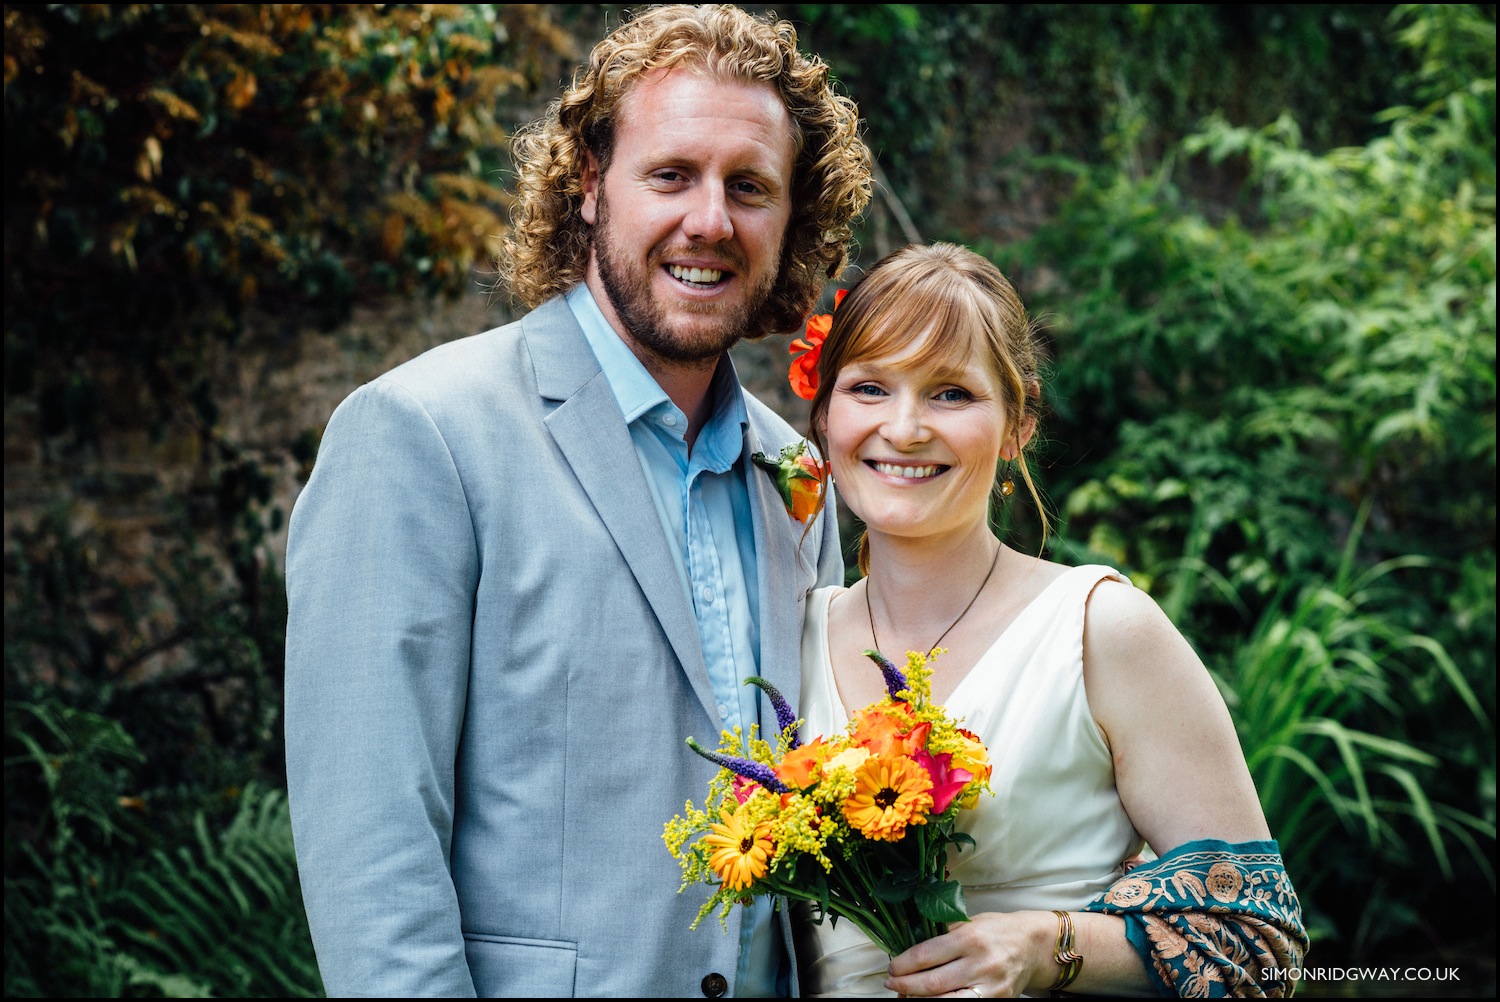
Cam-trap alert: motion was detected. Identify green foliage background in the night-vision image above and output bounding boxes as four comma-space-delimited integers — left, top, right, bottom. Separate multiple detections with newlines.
5, 3, 1494, 996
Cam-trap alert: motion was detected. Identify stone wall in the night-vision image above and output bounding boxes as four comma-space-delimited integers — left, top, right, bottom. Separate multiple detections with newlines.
4, 275, 817, 683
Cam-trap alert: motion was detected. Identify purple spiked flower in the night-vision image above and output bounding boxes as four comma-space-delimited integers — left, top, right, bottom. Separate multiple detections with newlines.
743, 676, 800, 748
864, 649, 909, 700
686, 737, 791, 794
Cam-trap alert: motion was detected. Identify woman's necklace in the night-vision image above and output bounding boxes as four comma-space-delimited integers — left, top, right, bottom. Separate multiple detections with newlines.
865, 539, 1003, 658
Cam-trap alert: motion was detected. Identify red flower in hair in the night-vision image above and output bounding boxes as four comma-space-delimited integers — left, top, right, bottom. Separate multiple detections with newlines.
788, 289, 846, 401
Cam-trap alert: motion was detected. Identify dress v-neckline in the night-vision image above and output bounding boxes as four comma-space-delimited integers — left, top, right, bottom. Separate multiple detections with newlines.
824, 565, 1090, 724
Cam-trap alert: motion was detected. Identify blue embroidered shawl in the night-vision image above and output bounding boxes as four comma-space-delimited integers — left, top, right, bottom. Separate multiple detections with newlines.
1084, 839, 1309, 998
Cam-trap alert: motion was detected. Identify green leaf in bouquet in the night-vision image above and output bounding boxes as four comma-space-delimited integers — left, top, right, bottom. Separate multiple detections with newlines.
871, 881, 917, 904
947, 832, 977, 852
915, 879, 969, 925
870, 868, 922, 903
789, 857, 831, 918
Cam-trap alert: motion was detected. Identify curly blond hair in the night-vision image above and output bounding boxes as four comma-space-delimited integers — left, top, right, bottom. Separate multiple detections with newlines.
499, 4, 872, 337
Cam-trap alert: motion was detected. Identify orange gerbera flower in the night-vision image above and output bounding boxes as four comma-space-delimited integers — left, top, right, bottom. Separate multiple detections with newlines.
704, 806, 775, 891
842, 753, 933, 842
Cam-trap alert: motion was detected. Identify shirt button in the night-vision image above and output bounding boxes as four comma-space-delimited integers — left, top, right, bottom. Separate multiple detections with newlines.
662, 412, 678, 426
701, 973, 728, 997
716, 703, 729, 720
700, 585, 715, 604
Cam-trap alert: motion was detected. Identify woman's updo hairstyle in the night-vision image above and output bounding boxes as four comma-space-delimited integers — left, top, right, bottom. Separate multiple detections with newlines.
805, 243, 1048, 573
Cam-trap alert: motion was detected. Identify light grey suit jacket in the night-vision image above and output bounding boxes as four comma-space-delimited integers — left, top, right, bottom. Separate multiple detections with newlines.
285, 296, 842, 997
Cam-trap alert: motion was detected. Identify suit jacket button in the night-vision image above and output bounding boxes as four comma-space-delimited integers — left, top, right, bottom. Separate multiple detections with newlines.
701, 972, 729, 997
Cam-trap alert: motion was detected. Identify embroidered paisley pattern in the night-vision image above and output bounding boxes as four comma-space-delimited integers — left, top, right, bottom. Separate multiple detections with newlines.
1085, 839, 1309, 998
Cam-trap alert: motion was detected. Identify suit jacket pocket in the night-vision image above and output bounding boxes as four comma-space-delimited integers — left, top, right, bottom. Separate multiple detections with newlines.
464, 934, 577, 998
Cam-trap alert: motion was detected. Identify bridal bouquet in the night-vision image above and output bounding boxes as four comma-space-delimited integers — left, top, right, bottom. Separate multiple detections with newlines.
663, 648, 992, 956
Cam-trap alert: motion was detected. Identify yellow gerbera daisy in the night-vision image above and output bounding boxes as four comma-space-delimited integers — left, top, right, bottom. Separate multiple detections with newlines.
842, 754, 933, 842
704, 806, 775, 891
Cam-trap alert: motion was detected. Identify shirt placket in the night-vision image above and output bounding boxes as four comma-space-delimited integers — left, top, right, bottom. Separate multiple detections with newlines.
684, 472, 738, 729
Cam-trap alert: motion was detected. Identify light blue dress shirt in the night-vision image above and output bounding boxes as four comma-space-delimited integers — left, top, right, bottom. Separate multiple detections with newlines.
568, 284, 781, 997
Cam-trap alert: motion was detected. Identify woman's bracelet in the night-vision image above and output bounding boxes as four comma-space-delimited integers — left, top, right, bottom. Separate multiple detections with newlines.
1049, 910, 1084, 994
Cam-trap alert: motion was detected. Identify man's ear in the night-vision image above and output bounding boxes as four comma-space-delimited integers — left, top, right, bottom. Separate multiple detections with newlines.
580, 151, 600, 226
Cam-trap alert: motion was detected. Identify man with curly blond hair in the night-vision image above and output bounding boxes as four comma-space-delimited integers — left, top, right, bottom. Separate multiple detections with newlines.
286, 5, 871, 997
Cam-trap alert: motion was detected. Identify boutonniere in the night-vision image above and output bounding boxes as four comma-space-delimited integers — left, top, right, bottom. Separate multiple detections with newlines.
752, 440, 824, 525
788, 289, 847, 401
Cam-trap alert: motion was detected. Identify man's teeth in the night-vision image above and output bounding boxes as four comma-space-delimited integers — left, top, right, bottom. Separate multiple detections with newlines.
669, 265, 722, 285
873, 463, 941, 479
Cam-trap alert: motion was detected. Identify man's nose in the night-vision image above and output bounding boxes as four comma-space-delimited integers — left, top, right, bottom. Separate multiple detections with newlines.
683, 184, 733, 244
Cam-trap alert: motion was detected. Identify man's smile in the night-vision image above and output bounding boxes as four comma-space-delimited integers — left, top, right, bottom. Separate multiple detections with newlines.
667, 264, 726, 287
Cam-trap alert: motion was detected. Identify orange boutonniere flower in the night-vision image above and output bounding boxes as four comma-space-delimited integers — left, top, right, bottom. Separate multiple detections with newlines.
752, 440, 825, 524
788, 289, 846, 401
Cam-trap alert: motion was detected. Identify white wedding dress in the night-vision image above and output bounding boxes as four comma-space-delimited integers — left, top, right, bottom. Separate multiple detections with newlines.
792, 565, 1146, 997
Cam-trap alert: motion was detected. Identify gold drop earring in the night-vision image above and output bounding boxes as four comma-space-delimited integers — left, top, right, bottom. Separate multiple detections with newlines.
999, 460, 1016, 498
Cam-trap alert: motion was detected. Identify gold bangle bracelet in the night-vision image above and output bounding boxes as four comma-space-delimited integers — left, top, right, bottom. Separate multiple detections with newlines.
1050, 910, 1084, 993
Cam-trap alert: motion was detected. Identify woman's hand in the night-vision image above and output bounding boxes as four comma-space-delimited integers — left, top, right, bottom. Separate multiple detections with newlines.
885, 910, 1153, 998
883, 911, 1053, 999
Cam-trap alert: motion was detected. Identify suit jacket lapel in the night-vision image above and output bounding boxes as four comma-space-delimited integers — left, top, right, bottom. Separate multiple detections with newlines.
743, 408, 810, 716
524, 301, 720, 722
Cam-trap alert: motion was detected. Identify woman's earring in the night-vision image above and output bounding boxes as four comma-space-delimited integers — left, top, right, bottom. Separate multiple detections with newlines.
999, 460, 1016, 498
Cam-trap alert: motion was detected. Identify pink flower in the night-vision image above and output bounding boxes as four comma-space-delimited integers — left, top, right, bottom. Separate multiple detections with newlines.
909, 748, 972, 814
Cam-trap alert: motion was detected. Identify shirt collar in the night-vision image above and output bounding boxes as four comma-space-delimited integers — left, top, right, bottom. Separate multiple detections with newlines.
567, 283, 749, 450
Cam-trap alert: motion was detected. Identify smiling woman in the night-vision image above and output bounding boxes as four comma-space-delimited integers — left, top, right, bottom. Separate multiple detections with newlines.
790, 243, 1308, 999
808, 243, 1045, 578
824, 341, 1011, 554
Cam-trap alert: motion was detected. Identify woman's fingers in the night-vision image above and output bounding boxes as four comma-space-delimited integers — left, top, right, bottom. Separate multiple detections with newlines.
884, 912, 1052, 998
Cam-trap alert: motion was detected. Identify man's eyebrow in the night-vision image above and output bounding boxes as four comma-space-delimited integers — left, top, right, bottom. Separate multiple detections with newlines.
734, 164, 788, 192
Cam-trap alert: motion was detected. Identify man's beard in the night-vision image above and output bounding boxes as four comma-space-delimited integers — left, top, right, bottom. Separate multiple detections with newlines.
593, 186, 780, 366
